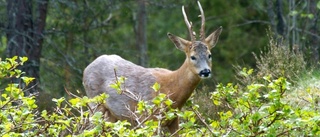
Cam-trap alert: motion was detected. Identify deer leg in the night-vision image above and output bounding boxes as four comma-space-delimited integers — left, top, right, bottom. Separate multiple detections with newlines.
103, 109, 117, 122
90, 103, 118, 122
168, 117, 180, 137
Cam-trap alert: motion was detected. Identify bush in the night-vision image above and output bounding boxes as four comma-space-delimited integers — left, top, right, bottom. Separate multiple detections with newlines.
1, 56, 319, 136
0, 57, 203, 136
211, 71, 320, 136
235, 34, 306, 87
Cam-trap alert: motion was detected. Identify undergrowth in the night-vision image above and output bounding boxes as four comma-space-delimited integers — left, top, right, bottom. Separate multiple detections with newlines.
284, 70, 320, 109
1, 32, 320, 136
235, 34, 306, 87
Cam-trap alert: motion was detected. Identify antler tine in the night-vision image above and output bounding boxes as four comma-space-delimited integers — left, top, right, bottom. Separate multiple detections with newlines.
197, 1, 205, 41
182, 6, 196, 42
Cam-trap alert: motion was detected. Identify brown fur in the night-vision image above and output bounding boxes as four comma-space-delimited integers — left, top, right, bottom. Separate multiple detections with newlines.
83, 2, 222, 136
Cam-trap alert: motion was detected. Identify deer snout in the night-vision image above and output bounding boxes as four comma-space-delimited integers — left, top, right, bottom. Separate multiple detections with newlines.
199, 69, 211, 78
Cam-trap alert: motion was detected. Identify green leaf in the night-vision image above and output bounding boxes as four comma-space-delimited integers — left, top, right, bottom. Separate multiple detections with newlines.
317, 1, 320, 9
251, 112, 261, 122
1, 35, 7, 45
290, 10, 298, 16
6, 56, 17, 65
2, 134, 10, 137
118, 76, 126, 84
21, 76, 35, 86
4, 122, 14, 132
152, 93, 167, 106
308, 14, 314, 19
14, 69, 23, 78
151, 82, 160, 92
225, 111, 233, 118
91, 112, 103, 123
213, 100, 220, 105
137, 101, 146, 114
41, 110, 48, 119
247, 68, 254, 75
109, 83, 119, 90
19, 56, 28, 64
152, 97, 161, 105
210, 120, 219, 128
52, 97, 65, 107
164, 99, 173, 107
69, 98, 81, 106
165, 111, 176, 120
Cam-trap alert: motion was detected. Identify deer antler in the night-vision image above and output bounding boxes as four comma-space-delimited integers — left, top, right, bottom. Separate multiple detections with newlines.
197, 1, 205, 41
182, 6, 196, 42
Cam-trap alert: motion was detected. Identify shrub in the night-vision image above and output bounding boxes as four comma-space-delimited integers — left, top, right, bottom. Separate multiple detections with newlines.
235, 34, 306, 87
1, 56, 319, 137
0, 56, 39, 136
0, 57, 202, 136
211, 71, 320, 136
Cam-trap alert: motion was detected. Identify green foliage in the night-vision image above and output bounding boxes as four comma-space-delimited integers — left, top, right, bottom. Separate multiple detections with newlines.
109, 76, 127, 94
2, 56, 320, 136
0, 56, 27, 80
0, 58, 198, 136
0, 57, 38, 136
211, 74, 320, 136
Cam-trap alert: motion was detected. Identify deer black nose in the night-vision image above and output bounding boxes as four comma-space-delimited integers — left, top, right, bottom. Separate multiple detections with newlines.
199, 69, 211, 77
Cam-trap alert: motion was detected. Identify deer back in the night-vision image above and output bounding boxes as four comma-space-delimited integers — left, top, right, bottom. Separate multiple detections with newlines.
83, 55, 159, 120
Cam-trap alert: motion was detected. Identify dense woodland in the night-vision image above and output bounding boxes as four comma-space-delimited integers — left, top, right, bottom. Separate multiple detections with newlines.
1, 0, 320, 136
0, 0, 319, 117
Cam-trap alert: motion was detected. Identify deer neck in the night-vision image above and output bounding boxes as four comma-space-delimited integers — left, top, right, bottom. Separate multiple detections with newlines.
163, 59, 201, 109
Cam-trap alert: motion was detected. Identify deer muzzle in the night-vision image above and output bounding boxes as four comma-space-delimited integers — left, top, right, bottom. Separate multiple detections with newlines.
199, 68, 211, 78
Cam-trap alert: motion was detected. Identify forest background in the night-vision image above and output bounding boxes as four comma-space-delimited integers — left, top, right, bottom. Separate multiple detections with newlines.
0, 0, 319, 110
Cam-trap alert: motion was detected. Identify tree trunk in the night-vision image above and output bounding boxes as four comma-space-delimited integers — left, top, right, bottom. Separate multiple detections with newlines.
275, 0, 286, 38
308, 0, 319, 64
135, 0, 148, 67
266, 0, 287, 44
266, 0, 276, 33
6, 0, 48, 94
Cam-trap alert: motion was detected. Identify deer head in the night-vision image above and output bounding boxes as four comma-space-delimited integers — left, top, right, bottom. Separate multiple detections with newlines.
167, 1, 222, 79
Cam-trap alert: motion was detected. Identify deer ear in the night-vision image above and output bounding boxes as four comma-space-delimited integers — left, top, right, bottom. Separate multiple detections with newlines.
205, 26, 222, 49
167, 33, 191, 51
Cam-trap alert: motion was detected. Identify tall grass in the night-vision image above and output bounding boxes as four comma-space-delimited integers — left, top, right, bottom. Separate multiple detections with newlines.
235, 34, 306, 87
284, 70, 320, 109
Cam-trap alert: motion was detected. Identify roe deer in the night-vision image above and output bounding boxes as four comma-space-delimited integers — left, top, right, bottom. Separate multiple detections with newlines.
83, 1, 222, 135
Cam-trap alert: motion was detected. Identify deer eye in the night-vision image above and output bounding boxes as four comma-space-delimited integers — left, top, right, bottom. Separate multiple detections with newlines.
191, 56, 196, 60
208, 54, 212, 59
